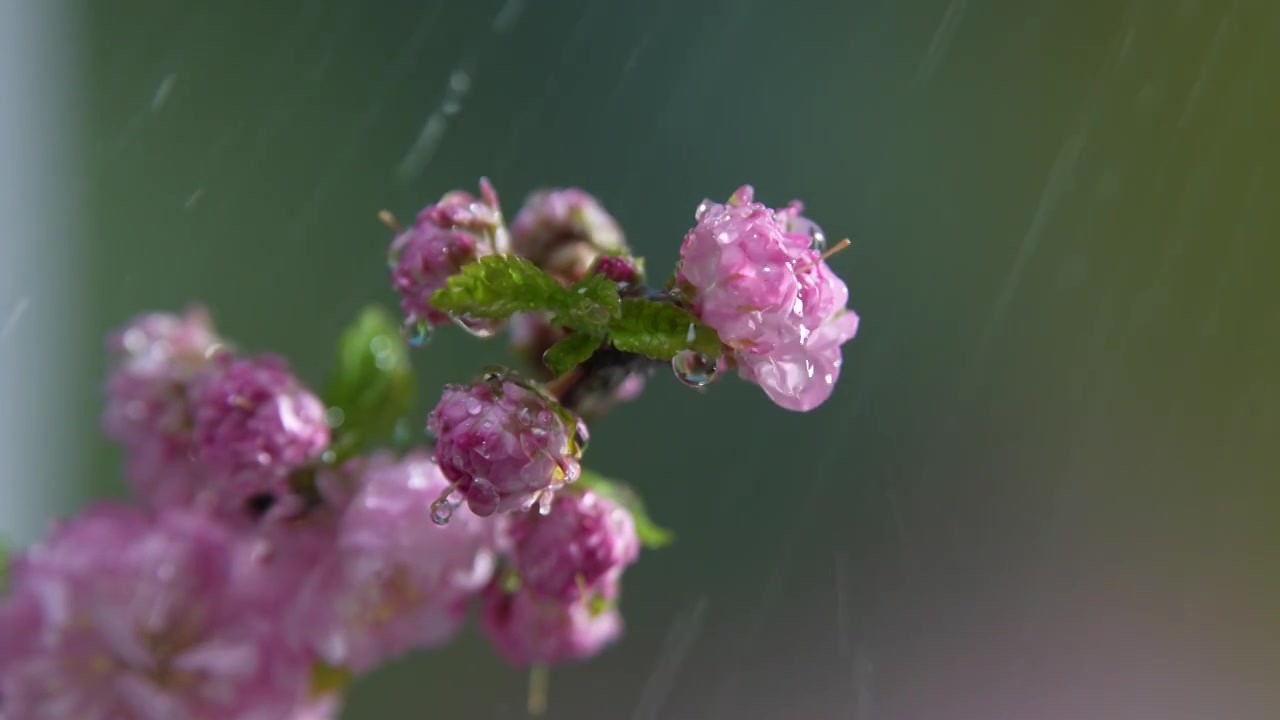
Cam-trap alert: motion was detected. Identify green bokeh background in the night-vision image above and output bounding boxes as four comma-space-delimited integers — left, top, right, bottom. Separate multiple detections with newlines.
53, 0, 1280, 717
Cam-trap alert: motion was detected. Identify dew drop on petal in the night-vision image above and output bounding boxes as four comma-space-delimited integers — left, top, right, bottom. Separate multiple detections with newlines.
809, 224, 827, 252
573, 418, 589, 454
430, 497, 454, 526
671, 350, 719, 388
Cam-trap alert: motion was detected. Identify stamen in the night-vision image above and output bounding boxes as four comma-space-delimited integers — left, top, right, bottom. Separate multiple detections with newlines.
819, 238, 851, 262
377, 210, 402, 233
796, 238, 852, 273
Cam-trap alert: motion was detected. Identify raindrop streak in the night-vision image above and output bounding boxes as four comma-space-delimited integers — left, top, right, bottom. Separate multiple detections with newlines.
401, 320, 432, 347
1, 297, 30, 340
671, 350, 718, 388
430, 496, 454, 526
398, 67, 473, 180
150, 73, 177, 112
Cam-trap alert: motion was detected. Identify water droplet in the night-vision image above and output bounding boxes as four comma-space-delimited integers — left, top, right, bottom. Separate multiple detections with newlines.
256, 451, 273, 466
451, 314, 496, 338
321, 449, 337, 464
517, 407, 534, 425
671, 350, 718, 388
586, 306, 610, 325
537, 491, 554, 515
694, 200, 711, 221
324, 406, 345, 428
572, 419, 589, 453
808, 224, 827, 252
430, 497, 454, 526
401, 320, 432, 347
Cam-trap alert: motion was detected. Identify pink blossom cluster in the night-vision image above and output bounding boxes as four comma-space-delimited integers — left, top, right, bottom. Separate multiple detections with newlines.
0, 309, 639, 719
0, 178, 860, 717
391, 181, 859, 413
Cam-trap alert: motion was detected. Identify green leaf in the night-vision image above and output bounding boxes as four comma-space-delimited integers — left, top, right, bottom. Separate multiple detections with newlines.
324, 306, 415, 460
607, 298, 722, 360
557, 274, 621, 331
542, 331, 604, 377
430, 255, 624, 336
576, 469, 674, 549
430, 255, 568, 320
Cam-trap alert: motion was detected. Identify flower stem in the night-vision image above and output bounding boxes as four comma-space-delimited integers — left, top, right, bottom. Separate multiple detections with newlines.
527, 663, 549, 716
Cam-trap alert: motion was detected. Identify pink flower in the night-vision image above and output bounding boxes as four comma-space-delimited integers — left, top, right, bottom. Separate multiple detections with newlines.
389, 178, 509, 331
0, 505, 312, 720
735, 309, 860, 412
288, 452, 504, 672
189, 354, 329, 509
479, 583, 623, 668
103, 308, 225, 508
506, 489, 639, 603
678, 186, 845, 354
239, 463, 354, 595
678, 185, 858, 411
511, 188, 627, 285
427, 379, 586, 517
102, 307, 224, 448
122, 439, 211, 512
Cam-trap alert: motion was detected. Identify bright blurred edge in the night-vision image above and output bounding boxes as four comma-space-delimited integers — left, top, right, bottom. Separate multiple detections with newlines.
0, 0, 86, 544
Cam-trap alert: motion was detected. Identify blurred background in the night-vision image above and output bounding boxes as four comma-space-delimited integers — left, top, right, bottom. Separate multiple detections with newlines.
2, 0, 1278, 718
